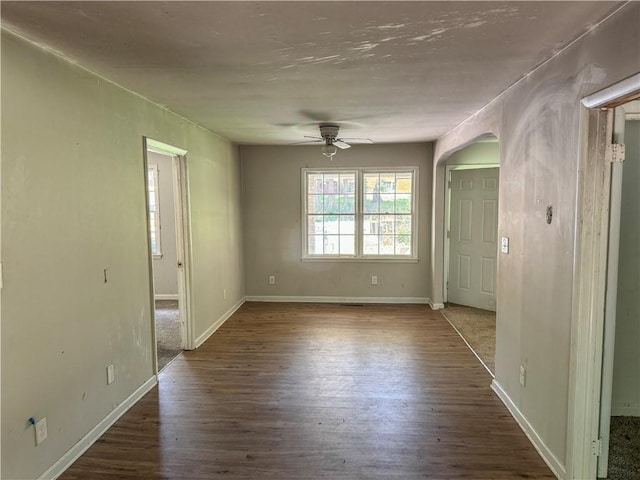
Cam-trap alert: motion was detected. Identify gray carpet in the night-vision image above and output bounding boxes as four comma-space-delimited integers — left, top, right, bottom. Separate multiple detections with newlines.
155, 300, 182, 371
440, 303, 495, 374
608, 416, 640, 480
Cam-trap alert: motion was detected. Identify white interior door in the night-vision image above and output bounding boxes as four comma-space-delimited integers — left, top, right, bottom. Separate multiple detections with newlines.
448, 168, 499, 310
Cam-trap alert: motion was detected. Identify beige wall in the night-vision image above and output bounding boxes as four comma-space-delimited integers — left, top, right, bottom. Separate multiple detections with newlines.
1, 31, 244, 480
149, 151, 178, 297
432, 3, 640, 472
445, 140, 499, 166
241, 143, 432, 301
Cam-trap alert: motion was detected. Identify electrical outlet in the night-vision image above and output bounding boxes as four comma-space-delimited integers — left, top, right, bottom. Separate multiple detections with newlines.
35, 417, 48, 445
269, 275, 276, 285
107, 364, 115, 385
371, 275, 378, 285
519, 365, 526, 387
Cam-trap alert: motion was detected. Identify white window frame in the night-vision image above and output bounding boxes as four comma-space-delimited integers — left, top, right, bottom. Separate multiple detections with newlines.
301, 166, 419, 262
147, 164, 162, 257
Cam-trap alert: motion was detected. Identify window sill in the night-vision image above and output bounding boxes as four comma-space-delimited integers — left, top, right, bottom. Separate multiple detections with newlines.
301, 257, 419, 264
152, 254, 163, 260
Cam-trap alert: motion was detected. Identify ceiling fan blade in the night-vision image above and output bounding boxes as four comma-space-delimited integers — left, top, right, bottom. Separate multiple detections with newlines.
333, 140, 351, 150
338, 137, 373, 144
291, 140, 324, 145
304, 136, 323, 140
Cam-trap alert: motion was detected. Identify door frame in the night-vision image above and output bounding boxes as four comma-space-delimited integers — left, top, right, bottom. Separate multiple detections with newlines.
444, 163, 500, 304
143, 137, 194, 375
566, 72, 640, 480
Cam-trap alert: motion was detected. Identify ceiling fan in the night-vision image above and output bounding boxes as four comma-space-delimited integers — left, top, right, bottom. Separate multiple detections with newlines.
295, 124, 373, 158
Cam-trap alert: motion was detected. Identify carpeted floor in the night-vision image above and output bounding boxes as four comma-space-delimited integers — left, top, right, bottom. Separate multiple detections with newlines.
608, 416, 640, 480
155, 300, 182, 371
440, 303, 496, 374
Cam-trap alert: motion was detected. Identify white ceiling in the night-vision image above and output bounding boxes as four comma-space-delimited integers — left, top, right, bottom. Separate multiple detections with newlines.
1, 1, 623, 145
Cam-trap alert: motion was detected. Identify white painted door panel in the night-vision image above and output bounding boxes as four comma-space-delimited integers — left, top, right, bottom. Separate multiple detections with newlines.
448, 168, 499, 310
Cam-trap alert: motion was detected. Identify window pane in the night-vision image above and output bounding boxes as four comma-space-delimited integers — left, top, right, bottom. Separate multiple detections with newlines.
364, 193, 378, 213
364, 174, 379, 193
308, 195, 324, 214
380, 174, 396, 193
396, 174, 412, 193
340, 215, 355, 235
380, 235, 395, 255
396, 215, 412, 235
339, 174, 355, 194
308, 174, 324, 193
380, 215, 395, 234
324, 235, 340, 254
396, 235, 412, 255
323, 215, 339, 234
379, 194, 395, 214
323, 194, 339, 214
339, 194, 355, 214
323, 174, 339, 194
395, 194, 412, 213
309, 235, 324, 255
340, 235, 355, 255
363, 235, 379, 255
308, 215, 324, 234
149, 196, 157, 212
363, 215, 379, 235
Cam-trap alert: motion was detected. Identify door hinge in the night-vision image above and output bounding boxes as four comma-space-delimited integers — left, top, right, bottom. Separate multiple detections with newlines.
447, 180, 452, 189
446, 230, 450, 239
606, 143, 625, 163
591, 438, 602, 456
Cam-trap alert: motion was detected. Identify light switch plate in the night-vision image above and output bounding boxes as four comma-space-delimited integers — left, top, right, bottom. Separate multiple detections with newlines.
501, 236, 509, 254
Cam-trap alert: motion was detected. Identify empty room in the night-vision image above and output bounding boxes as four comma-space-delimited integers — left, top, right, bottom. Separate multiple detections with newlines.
1, 2, 639, 480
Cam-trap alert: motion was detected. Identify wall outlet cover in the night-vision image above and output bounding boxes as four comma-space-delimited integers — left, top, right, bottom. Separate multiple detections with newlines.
35, 417, 48, 445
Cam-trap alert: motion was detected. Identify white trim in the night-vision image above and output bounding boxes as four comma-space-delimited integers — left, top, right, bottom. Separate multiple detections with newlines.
245, 296, 430, 304
491, 380, 565, 480
41, 376, 157, 480
581, 73, 640, 108
301, 166, 419, 260
611, 405, 640, 417
154, 294, 179, 301
626, 113, 640, 121
429, 300, 445, 310
194, 297, 246, 349
301, 257, 419, 263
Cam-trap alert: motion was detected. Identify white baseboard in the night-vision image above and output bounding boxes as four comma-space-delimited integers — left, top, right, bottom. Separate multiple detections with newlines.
611, 404, 640, 416
42, 376, 157, 480
245, 295, 430, 304
491, 379, 565, 480
194, 297, 246, 348
154, 294, 179, 301
429, 300, 445, 310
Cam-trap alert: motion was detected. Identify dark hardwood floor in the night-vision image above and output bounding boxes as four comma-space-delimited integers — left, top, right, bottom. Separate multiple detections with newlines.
60, 302, 554, 479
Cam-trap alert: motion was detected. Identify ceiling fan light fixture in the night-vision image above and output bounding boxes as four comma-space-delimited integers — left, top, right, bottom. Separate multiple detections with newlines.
321, 144, 338, 158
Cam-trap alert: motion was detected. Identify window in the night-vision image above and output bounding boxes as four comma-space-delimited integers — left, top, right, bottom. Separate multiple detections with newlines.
303, 167, 417, 259
147, 164, 162, 256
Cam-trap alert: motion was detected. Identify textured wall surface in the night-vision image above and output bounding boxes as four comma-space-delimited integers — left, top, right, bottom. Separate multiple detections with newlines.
241, 143, 432, 300
432, 3, 640, 470
1, 31, 244, 479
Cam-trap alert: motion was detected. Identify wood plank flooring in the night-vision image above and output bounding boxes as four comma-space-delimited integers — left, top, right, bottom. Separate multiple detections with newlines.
60, 302, 554, 479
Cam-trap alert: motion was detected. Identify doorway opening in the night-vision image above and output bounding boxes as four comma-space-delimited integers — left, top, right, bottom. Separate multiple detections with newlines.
567, 73, 640, 480
597, 99, 640, 480
441, 136, 500, 375
143, 138, 192, 373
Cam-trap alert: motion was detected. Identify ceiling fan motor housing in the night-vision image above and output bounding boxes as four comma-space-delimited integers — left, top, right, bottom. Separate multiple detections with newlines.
319, 124, 340, 144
